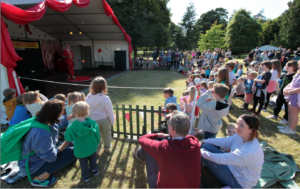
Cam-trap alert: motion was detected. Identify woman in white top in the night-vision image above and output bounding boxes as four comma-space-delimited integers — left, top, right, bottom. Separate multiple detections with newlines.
200, 114, 264, 188
263, 60, 282, 111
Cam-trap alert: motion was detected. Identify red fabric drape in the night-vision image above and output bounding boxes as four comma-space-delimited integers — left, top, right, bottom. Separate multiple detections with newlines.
1, 17, 25, 95
0, 0, 90, 95
103, 0, 133, 69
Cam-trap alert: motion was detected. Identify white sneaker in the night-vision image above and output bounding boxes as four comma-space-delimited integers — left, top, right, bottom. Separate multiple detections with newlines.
278, 119, 288, 125
262, 108, 268, 112
277, 125, 287, 129
267, 115, 278, 120
279, 127, 296, 135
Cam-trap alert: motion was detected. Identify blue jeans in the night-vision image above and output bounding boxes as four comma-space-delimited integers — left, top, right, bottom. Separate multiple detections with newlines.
201, 144, 243, 188
203, 132, 217, 139
31, 147, 77, 177
79, 152, 98, 177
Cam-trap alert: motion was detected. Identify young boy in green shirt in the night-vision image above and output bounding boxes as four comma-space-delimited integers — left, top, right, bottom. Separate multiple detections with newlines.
62, 101, 100, 182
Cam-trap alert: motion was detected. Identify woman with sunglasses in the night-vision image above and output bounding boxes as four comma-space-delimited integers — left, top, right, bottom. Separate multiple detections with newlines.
200, 114, 264, 188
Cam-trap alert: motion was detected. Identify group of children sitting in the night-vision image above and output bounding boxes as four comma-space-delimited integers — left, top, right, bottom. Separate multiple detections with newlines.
2, 76, 114, 182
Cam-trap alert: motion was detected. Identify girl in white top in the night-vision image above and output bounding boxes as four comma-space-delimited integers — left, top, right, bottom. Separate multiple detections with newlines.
24, 91, 48, 117
200, 114, 264, 188
86, 77, 114, 153
262, 60, 282, 111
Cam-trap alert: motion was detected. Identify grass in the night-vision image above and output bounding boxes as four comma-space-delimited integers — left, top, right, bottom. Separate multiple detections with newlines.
2, 61, 300, 188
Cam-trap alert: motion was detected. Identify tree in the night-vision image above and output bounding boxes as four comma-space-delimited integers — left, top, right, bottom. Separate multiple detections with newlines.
225, 9, 262, 57
260, 19, 280, 46
253, 9, 268, 23
107, 0, 171, 57
198, 21, 226, 51
178, 3, 198, 50
196, 8, 229, 35
275, 0, 300, 50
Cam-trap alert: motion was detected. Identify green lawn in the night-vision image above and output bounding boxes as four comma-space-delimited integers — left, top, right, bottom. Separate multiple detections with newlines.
2, 65, 300, 188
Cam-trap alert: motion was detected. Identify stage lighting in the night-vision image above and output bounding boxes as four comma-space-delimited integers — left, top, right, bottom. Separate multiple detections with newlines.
79, 31, 82, 34
82, 60, 85, 63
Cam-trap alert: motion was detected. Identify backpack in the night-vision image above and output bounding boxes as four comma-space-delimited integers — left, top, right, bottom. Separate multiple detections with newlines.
1, 117, 51, 183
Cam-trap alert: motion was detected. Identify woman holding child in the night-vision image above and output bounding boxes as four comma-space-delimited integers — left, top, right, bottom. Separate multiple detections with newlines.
18, 100, 77, 187
200, 114, 264, 188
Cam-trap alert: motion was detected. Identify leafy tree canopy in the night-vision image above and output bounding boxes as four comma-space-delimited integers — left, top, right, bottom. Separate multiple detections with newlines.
196, 8, 229, 34
275, 0, 300, 50
198, 21, 226, 51
225, 9, 262, 56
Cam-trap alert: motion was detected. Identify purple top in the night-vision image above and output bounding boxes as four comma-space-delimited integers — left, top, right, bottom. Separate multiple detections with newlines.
288, 73, 300, 108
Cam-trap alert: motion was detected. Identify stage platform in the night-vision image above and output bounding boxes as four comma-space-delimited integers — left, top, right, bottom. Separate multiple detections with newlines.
43, 69, 125, 98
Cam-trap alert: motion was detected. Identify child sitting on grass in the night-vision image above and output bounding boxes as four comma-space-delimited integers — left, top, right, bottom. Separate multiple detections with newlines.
9, 94, 32, 126
228, 77, 246, 108
24, 91, 48, 117
63, 101, 100, 182
195, 83, 229, 139
2, 88, 17, 121
220, 123, 237, 152
54, 94, 67, 102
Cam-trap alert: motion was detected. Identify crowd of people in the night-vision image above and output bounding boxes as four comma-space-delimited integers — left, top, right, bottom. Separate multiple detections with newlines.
2, 46, 300, 188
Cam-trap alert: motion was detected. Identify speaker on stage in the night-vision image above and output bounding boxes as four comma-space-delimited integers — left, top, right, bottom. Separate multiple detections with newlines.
114, 50, 127, 71
15, 47, 47, 96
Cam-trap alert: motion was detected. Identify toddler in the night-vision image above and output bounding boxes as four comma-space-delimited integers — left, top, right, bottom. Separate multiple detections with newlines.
2, 88, 17, 120
24, 91, 48, 117
209, 75, 215, 81
9, 94, 31, 126
64, 101, 100, 182
220, 123, 237, 152
86, 77, 114, 153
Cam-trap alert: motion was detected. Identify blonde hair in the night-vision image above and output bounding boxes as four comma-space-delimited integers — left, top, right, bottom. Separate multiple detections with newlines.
227, 123, 237, 130
89, 77, 108, 95
67, 92, 85, 106
208, 81, 215, 89
23, 91, 42, 105
188, 86, 196, 104
249, 71, 258, 78
72, 101, 90, 117
238, 77, 246, 82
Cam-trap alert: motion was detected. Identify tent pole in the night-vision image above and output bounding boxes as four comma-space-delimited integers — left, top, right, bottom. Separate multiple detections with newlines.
12, 71, 21, 95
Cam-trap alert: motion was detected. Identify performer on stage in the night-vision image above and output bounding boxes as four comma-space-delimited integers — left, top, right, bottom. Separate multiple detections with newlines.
63, 44, 79, 80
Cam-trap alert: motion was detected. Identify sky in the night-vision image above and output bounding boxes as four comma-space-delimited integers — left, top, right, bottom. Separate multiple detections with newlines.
168, 0, 291, 24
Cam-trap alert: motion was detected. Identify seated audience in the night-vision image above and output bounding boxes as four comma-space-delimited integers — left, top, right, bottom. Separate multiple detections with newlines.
132, 111, 201, 188
200, 114, 264, 188
18, 100, 77, 187
9, 94, 32, 126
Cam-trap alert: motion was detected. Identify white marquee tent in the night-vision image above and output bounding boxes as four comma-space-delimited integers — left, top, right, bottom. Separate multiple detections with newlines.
1, 0, 132, 124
